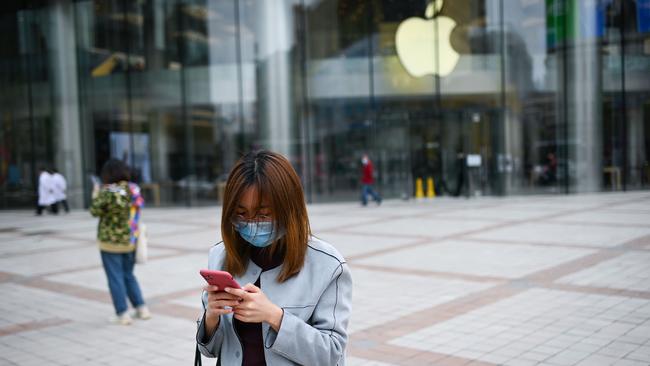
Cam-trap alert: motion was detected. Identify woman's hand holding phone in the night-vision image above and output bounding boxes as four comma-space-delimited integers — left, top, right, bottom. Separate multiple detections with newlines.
200, 270, 243, 338
203, 284, 242, 338
200, 270, 283, 334
225, 284, 284, 332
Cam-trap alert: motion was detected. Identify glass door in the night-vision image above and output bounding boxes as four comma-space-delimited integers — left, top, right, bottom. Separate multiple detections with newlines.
439, 109, 495, 197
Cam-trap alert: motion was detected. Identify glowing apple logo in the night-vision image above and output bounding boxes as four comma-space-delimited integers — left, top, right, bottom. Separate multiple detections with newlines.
395, 0, 459, 77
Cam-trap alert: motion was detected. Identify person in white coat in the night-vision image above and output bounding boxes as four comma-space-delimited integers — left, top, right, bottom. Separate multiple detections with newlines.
52, 168, 69, 213
37, 167, 57, 215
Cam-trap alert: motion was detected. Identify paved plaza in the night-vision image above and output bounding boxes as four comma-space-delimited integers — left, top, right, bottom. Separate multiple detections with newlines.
1, 192, 650, 366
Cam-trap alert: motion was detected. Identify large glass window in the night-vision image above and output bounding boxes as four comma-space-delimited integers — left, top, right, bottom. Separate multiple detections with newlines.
0, 3, 56, 208
603, 0, 650, 190
74, 0, 246, 206
1, 0, 649, 209
504, 0, 565, 194
435, 0, 502, 196
304, 0, 374, 201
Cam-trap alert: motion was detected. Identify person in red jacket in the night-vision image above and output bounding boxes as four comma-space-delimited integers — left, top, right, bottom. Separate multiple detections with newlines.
360, 154, 382, 206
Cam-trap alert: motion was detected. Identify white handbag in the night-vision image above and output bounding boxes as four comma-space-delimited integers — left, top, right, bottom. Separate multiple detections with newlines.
135, 223, 148, 264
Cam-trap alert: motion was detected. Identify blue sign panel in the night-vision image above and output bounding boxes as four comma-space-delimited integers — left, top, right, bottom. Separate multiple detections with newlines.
639, 0, 650, 33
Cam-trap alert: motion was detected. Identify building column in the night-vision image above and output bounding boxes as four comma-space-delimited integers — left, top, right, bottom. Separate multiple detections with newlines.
50, 0, 84, 208
567, 0, 602, 192
256, 0, 294, 157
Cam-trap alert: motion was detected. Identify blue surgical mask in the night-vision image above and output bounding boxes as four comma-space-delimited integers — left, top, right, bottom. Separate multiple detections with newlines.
233, 220, 282, 248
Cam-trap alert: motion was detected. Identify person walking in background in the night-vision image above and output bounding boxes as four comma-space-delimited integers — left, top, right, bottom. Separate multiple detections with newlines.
360, 153, 382, 206
52, 168, 69, 213
540, 152, 557, 186
90, 159, 150, 325
36, 167, 57, 215
196, 150, 352, 365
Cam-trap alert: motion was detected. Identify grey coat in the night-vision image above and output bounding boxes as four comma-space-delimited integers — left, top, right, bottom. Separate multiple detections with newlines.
196, 237, 352, 365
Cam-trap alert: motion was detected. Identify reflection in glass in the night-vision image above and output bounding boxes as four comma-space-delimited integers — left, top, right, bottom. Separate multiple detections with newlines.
1, 0, 649, 209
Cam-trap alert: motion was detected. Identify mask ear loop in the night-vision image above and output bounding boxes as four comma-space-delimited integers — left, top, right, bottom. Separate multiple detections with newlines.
232, 217, 252, 241
271, 220, 286, 243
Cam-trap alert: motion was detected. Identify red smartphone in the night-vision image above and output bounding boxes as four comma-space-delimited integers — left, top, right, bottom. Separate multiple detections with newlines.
199, 269, 241, 290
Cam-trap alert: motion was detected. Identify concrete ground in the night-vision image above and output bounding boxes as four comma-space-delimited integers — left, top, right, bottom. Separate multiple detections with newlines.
1, 192, 649, 366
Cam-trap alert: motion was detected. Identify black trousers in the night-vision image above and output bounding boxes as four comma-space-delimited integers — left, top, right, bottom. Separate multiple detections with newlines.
36, 203, 58, 215
57, 199, 70, 212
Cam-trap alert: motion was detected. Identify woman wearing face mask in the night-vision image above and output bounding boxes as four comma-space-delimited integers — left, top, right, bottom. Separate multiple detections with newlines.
196, 150, 352, 366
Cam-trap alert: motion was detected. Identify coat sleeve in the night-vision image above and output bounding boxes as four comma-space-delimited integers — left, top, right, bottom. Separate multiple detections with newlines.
196, 245, 227, 358
195, 291, 225, 358
89, 190, 108, 217
264, 262, 353, 366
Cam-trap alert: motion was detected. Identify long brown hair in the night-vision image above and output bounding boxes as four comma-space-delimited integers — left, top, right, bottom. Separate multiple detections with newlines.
221, 150, 311, 282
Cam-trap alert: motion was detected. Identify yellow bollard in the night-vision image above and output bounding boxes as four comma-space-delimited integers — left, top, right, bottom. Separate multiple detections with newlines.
415, 178, 424, 199
427, 177, 436, 198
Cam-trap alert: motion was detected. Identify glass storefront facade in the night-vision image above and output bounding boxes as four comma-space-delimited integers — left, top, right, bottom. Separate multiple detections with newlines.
1, 0, 649, 208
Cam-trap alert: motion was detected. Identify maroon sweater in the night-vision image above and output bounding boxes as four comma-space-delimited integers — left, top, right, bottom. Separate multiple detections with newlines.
234, 247, 284, 366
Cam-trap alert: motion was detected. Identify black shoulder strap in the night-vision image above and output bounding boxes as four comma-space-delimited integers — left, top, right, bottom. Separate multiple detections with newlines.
194, 344, 202, 366
194, 344, 220, 366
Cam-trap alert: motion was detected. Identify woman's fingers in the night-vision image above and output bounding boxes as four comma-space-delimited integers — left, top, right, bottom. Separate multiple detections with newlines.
203, 285, 219, 292
207, 300, 239, 316
241, 283, 260, 293
208, 292, 241, 303
205, 286, 243, 320
208, 307, 232, 316
224, 287, 252, 300
233, 312, 249, 321
217, 292, 241, 300
216, 300, 241, 307
204, 285, 243, 300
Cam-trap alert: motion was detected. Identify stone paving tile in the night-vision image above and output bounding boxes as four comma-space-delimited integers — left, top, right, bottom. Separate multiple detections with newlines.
310, 214, 392, 232
602, 200, 650, 212
149, 229, 222, 251
309, 199, 473, 218
558, 252, 650, 292
546, 211, 650, 227
49, 253, 207, 298
342, 217, 498, 238
506, 192, 649, 207
317, 232, 421, 258
0, 229, 18, 236
1, 192, 650, 365
0, 237, 90, 257
13, 217, 70, 230
389, 288, 650, 365
18, 217, 97, 234
467, 222, 650, 248
348, 268, 495, 333
430, 206, 559, 221
0, 247, 103, 276
138, 221, 208, 237
354, 240, 594, 278
143, 207, 220, 220
1, 314, 197, 366
503, 200, 605, 211
168, 294, 203, 310
347, 356, 398, 366
30, 219, 98, 232
0, 283, 113, 329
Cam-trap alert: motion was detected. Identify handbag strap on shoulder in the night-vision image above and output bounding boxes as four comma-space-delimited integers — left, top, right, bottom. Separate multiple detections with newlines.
195, 344, 202, 366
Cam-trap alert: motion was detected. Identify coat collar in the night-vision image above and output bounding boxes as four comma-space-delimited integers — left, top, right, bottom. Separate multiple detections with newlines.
233, 259, 284, 288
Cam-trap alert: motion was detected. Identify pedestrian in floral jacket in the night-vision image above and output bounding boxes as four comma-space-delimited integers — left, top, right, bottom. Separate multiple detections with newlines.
90, 159, 150, 325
